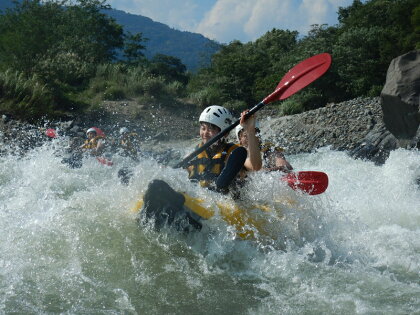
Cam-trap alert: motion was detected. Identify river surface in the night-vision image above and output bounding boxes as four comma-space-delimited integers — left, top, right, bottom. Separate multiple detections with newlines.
0, 138, 419, 314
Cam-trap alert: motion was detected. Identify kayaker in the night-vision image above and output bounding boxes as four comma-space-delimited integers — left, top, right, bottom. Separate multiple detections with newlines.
140, 105, 248, 231
117, 127, 140, 161
80, 127, 106, 156
260, 142, 293, 172
116, 127, 141, 185
185, 105, 248, 192
236, 112, 293, 172
61, 136, 84, 168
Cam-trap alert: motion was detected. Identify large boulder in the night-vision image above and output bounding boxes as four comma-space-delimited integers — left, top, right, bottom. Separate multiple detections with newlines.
380, 50, 420, 141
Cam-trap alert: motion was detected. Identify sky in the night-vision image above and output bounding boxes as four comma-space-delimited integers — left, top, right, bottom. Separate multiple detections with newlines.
106, 0, 355, 43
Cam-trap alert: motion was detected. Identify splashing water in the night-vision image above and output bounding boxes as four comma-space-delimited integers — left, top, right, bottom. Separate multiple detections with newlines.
0, 137, 419, 314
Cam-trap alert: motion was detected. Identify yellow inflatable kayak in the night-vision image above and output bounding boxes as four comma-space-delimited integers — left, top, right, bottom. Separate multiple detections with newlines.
132, 179, 295, 239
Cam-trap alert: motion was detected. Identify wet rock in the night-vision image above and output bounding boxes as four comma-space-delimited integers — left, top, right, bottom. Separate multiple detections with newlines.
380, 50, 420, 139
349, 125, 398, 165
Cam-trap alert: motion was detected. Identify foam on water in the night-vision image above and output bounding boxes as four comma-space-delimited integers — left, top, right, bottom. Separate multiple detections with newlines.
0, 138, 419, 314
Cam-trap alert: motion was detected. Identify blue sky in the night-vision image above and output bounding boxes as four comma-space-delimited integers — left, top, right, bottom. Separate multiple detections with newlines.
107, 0, 355, 43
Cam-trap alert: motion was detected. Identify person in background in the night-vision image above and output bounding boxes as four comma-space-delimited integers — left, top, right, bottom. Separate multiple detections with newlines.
80, 127, 106, 156
117, 127, 140, 161
116, 127, 140, 185
61, 136, 84, 168
260, 142, 293, 172
236, 111, 293, 173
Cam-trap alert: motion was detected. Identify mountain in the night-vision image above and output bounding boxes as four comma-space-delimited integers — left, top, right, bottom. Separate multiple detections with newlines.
0, 1, 221, 71
0, 0, 15, 12
107, 9, 221, 71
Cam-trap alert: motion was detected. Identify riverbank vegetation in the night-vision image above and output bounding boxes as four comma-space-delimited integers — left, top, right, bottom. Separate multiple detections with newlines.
0, 0, 418, 121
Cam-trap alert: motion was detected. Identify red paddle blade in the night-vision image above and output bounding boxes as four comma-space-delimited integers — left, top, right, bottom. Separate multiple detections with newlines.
278, 53, 331, 100
281, 171, 329, 195
263, 53, 332, 104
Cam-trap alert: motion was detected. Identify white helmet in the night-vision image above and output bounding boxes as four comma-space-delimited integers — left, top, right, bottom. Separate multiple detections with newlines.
235, 120, 260, 141
199, 105, 233, 131
86, 127, 97, 135
119, 127, 129, 135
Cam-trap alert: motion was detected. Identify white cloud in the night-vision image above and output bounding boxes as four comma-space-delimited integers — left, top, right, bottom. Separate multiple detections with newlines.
195, 0, 353, 43
107, 0, 354, 43
298, 0, 331, 29
107, 0, 202, 31
196, 0, 255, 42
244, 0, 295, 38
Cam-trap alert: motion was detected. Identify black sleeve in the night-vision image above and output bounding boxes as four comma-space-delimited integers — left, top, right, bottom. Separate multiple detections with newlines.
215, 146, 247, 189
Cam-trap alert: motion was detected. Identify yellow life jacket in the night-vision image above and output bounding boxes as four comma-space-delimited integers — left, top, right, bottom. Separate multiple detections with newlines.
187, 142, 239, 187
82, 135, 104, 150
120, 133, 139, 154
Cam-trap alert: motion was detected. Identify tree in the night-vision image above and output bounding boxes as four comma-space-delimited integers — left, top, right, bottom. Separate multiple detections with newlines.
0, 0, 124, 85
254, 28, 298, 59
333, 26, 387, 96
337, 0, 418, 54
209, 40, 270, 105
149, 54, 188, 84
123, 31, 148, 66
334, 0, 419, 97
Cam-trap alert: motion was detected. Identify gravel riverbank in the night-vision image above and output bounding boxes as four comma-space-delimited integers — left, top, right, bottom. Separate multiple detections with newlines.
259, 97, 384, 155
0, 96, 389, 161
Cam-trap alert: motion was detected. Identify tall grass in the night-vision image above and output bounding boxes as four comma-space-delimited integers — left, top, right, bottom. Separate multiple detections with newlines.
87, 64, 185, 102
0, 69, 54, 118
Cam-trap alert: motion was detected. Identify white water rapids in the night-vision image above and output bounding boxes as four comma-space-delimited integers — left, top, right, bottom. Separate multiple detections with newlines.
0, 136, 419, 314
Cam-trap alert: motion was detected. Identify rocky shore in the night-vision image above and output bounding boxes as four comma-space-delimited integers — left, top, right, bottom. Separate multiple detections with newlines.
259, 97, 384, 154
0, 96, 401, 165
258, 97, 403, 165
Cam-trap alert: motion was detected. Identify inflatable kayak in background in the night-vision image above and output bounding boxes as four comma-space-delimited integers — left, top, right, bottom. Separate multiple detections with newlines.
96, 156, 113, 166
133, 174, 327, 239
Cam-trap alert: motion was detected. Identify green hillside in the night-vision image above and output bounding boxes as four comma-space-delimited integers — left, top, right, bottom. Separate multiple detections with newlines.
0, 1, 220, 71
107, 9, 220, 71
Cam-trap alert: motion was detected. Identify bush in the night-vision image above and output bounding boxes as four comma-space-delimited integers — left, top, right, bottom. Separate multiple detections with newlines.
188, 86, 226, 107
0, 69, 54, 118
166, 81, 185, 96
34, 48, 96, 85
367, 85, 383, 97
102, 85, 126, 100
126, 80, 145, 96
279, 98, 304, 115
278, 87, 329, 115
89, 78, 108, 94
141, 76, 166, 97
223, 99, 248, 113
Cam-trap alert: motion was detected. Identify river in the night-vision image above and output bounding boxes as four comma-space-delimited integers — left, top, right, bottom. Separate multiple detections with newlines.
0, 137, 419, 314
